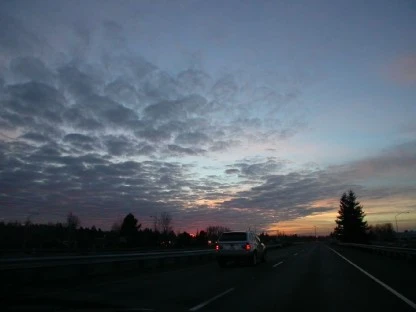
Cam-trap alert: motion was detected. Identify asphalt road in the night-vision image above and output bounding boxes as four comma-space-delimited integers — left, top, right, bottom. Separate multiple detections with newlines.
3, 242, 416, 312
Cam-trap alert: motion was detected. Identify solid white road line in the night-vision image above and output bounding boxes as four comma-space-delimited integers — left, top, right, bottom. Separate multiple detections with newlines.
329, 247, 416, 310
118, 309, 155, 311
189, 288, 235, 311
273, 261, 284, 268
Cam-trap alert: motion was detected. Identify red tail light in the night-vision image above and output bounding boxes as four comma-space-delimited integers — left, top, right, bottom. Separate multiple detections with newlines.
215, 244, 221, 251
244, 243, 251, 251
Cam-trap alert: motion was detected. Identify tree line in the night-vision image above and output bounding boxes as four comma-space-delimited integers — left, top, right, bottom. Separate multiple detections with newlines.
2, 190, 399, 253
0, 211, 234, 253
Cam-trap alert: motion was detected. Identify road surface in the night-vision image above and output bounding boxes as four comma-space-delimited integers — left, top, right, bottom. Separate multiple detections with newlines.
3, 242, 416, 311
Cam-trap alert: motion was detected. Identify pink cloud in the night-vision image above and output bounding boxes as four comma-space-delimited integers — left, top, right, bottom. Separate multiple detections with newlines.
387, 54, 416, 85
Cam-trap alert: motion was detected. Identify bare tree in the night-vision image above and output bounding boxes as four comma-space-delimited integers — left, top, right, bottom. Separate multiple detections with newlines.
151, 215, 158, 232
66, 212, 80, 230
206, 225, 231, 241
369, 223, 395, 242
158, 212, 173, 233
66, 212, 80, 248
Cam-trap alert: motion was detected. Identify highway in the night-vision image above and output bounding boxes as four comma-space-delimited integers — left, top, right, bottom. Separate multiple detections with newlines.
3, 242, 416, 311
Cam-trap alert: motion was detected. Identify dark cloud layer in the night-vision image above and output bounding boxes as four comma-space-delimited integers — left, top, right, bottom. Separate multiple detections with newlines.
1, 3, 414, 231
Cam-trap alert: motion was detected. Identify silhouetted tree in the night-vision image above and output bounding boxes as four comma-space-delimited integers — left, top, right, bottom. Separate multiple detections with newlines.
206, 225, 231, 242
111, 219, 122, 232
157, 212, 173, 234
196, 230, 208, 246
259, 232, 271, 243
139, 228, 158, 247
66, 212, 80, 248
176, 231, 192, 247
120, 213, 141, 244
334, 190, 369, 243
66, 212, 80, 230
369, 223, 395, 242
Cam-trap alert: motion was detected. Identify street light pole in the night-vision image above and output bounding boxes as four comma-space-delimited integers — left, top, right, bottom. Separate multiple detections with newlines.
395, 211, 409, 233
150, 215, 157, 232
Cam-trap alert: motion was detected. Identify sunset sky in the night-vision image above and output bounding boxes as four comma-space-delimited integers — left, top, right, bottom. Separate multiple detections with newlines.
0, 0, 415, 235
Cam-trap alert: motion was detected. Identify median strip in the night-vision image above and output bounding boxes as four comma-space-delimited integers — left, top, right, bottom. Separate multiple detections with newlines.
329, 247, 416, 310
188, 287, 235, 311
273, 261, 283, 268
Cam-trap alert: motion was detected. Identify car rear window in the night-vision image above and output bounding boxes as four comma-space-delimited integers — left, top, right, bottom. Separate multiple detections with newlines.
219, 232, 247, 241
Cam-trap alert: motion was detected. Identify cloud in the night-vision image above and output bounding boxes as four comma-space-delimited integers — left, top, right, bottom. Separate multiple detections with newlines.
167, 144, 205, 156
102, 20, 126, 47
220, 169, 357, 222
0, 137, 193, 222
0, 14, 45, 58
210, 140, 241, 152
232, 158, 287, 178
216, 141, 416, 225
135, 127, 171, 143
211, 74, 238, 102
0, 3, 325, 230
104, 135, 137, 156
143, 71, 179, 100
177, 69, 212, 94
20, 132, 50, 143
144, 99, 186, 121
64, 133, 95, 144
3, 81, 64, 123
10, 56, 55, 84
63, 133, 98, 152
58, 64, 101, 99
143, 95, 208, 122
175, 131, 211, 146
62, 107, 103, 131
335, 140, 416, 183
225, 168, 240, 174
387, 54, 416, 85
104, 78, 139, 107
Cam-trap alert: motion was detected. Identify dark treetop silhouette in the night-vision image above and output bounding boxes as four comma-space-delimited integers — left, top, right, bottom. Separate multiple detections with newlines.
334, 190, 369, 243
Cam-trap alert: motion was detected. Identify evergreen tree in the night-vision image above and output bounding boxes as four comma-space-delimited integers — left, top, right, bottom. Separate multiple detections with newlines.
334, 190, 369, 243
120, 213, 141, 244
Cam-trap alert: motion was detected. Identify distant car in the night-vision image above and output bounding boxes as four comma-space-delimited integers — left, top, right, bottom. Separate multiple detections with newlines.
215, 231, 267, 267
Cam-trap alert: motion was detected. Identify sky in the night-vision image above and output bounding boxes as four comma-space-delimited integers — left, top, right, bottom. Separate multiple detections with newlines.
0, 0, 415, 235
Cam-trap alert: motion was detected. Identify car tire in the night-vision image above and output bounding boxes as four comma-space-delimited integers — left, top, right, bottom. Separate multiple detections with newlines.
251, 252, 257, 266
262, 250, 267, 262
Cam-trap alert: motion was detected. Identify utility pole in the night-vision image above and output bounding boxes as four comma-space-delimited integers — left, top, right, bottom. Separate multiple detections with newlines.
150, 215, 158, 232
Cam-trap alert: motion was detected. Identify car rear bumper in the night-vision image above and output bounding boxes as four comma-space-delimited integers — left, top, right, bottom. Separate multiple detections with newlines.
216, 250, 253, 259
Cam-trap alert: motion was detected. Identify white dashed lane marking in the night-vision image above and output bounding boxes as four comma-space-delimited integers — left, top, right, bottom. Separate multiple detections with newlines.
273, 261, 284, 268
189, 288, 235, 311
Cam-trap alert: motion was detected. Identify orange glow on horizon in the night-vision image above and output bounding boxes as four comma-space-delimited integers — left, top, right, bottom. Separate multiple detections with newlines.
265, 194, 416, 235
180, 194, 416, 235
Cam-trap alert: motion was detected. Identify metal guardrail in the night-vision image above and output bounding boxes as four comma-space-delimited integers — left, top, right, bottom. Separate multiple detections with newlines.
338, 242, 416, 258
0, 243, 283, 271
0, 243, 286, 285
0, 249, 215, 271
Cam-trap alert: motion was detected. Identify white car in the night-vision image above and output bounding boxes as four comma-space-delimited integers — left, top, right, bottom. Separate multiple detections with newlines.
215, 231, 267, 267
